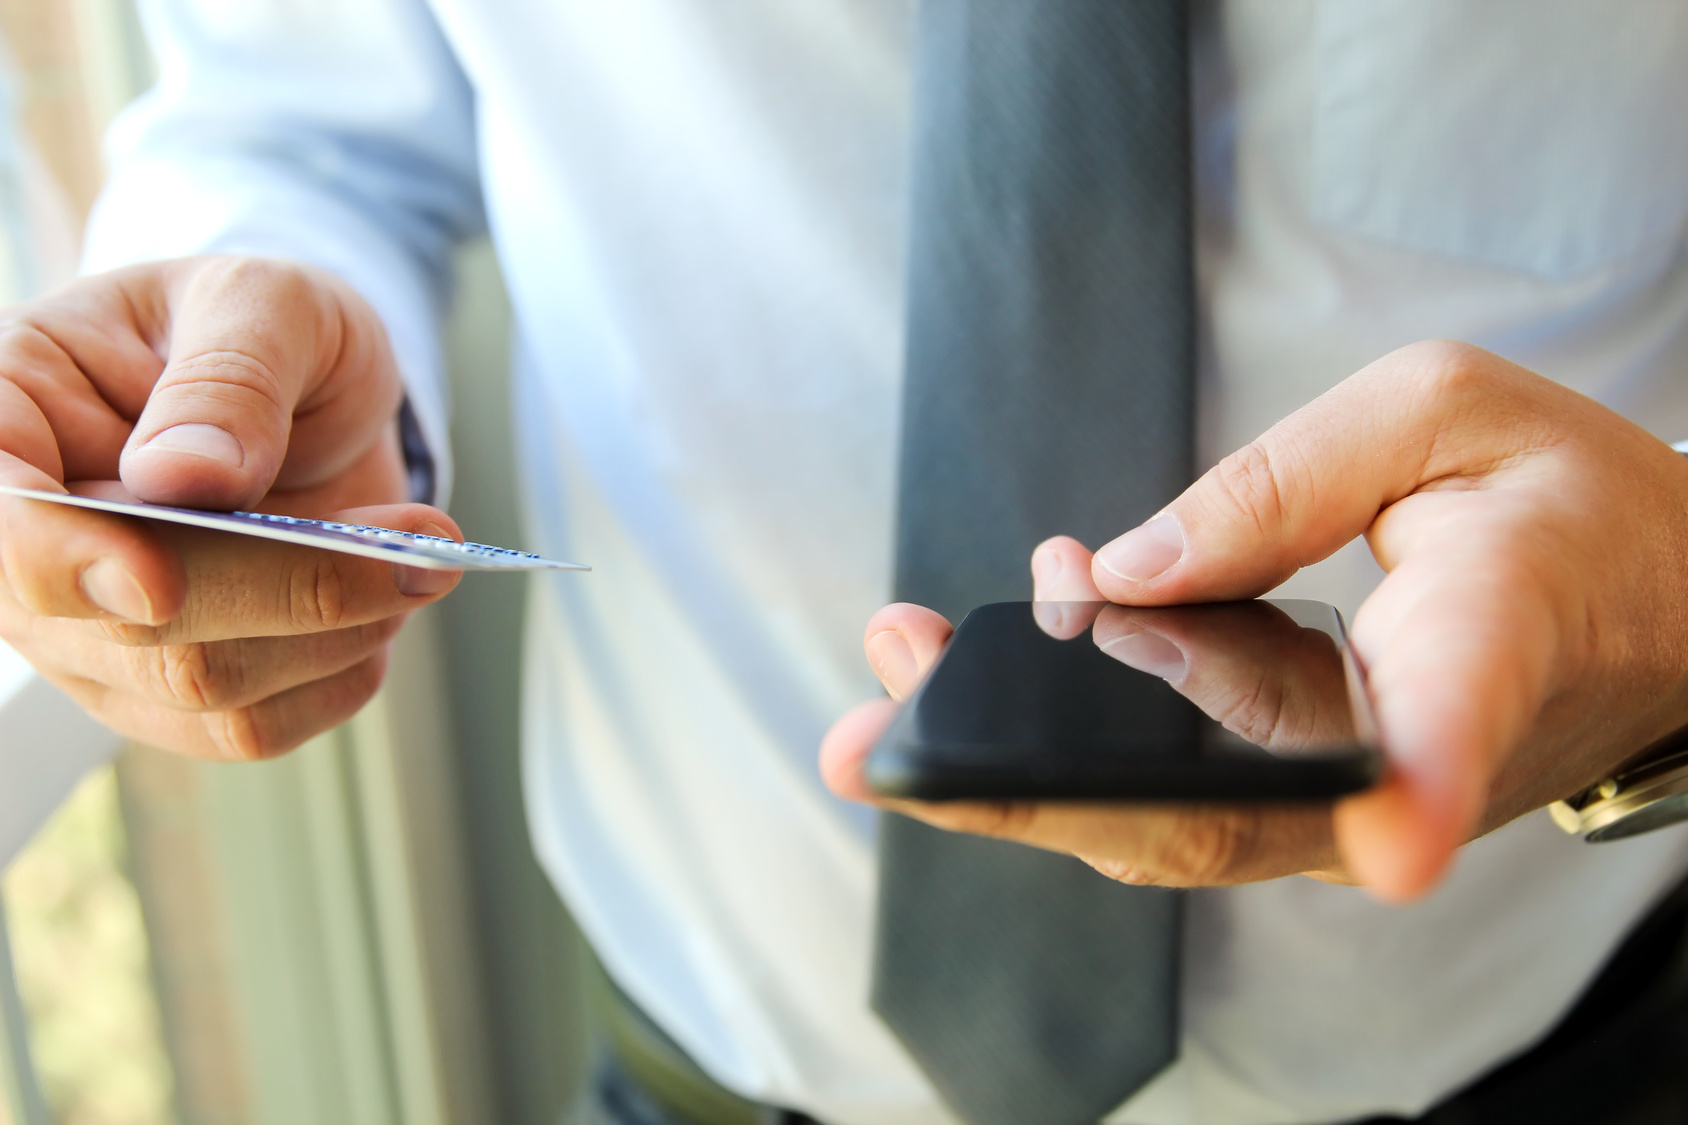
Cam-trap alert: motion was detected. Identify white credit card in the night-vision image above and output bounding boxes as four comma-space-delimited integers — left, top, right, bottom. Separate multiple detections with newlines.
0, 485, 588, 573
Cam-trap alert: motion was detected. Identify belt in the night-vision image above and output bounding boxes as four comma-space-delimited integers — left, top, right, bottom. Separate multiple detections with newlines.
588, 961, 819, 1125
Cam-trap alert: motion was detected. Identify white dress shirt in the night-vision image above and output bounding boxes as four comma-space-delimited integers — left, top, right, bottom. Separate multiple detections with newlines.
83, 2, 1688, 1122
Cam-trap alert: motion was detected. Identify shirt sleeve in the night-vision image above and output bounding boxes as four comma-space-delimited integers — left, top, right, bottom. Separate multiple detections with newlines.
81, 0, 485, 506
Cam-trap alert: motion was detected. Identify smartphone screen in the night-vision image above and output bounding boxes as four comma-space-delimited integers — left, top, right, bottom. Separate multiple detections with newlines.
866, 599, 1382, 802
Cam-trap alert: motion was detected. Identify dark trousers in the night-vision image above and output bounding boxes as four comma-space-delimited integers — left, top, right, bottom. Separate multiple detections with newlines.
1363, 872, 1688, 1125
575, 877, 1688, 1125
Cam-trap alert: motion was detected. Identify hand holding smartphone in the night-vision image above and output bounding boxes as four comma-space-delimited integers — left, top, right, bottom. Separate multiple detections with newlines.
867, 599, 1382, 802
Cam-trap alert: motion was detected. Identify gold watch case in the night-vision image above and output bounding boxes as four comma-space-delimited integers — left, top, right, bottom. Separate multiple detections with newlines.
1551, 745, 1688, 842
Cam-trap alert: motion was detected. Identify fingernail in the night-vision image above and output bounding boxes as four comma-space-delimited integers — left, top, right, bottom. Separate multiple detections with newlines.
1096, 515, 1184, 582
1032, 601, 1068, 633
1031, 543, 1062, 594
1032, 601, 1090, 640
139, 423, 245, 467
395, 564, 458, 597
80, 557, 154, 623
866, 629, 916, 694
1100, 631, 1188, 683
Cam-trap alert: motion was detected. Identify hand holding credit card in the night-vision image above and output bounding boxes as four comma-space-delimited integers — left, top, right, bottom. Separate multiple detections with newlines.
0, 485, 589, 572
0, 256, 581, 761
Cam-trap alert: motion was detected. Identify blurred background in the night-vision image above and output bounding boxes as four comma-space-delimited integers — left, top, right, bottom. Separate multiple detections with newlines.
0, 4, 589, 1123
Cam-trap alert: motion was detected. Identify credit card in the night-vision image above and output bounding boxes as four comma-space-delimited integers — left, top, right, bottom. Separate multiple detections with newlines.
0, 485, 588, 572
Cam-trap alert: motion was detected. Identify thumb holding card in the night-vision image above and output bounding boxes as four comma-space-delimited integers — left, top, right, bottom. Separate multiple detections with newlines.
118, 256, 406, 513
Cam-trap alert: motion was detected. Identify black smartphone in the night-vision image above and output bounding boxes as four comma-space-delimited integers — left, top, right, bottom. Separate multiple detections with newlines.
866, 599, 1383, 802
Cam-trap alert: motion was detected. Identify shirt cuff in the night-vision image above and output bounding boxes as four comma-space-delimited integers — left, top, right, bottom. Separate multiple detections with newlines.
398, 397, 438, 505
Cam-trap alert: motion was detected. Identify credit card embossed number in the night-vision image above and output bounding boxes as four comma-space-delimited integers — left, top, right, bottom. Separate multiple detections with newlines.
0, 485, 588, 573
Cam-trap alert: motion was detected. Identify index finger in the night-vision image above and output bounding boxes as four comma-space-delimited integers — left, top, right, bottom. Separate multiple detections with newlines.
81, 502, 461, 646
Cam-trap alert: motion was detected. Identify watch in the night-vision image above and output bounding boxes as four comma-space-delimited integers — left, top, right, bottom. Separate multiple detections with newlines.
1550, 730, 1688, 842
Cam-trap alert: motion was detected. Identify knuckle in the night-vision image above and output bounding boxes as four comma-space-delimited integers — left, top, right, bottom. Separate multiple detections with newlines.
194, 255, 307, 303
94, 619, 166, 647
192, 257, 330, 336
1080, 855, 1156, 885
1155, 812, 1258, 885
204, 652, 386, 764
164, 349, 287, 412
283, 559, 348, 632
1395, 339, 1492, 404
149, 642, 243, 711
1209, 673, 1292, 749
1209, 441, 1293, 535
0, 319, 55, 365
941, 801, 1037, 839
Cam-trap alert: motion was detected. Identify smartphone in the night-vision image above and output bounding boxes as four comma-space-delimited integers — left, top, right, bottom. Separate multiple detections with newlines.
866, 599, 1383, 802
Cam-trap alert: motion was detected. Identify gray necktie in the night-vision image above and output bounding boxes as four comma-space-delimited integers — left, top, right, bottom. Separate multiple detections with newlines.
873, 3, 1193, 1124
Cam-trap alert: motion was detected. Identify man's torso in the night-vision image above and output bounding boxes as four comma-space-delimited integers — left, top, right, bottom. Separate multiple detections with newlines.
428, 3, 1688, 1121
